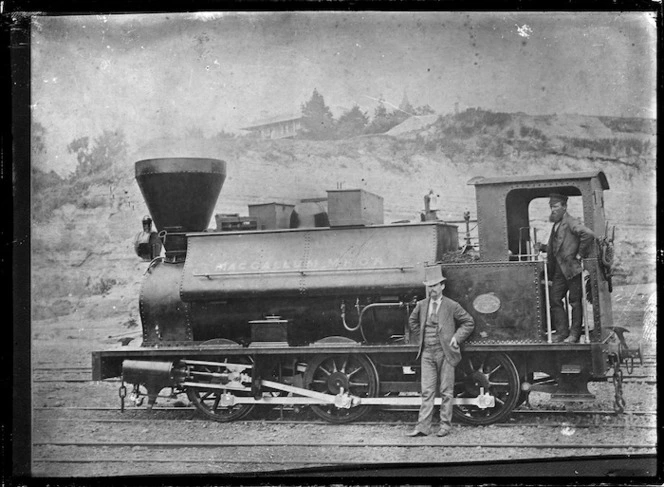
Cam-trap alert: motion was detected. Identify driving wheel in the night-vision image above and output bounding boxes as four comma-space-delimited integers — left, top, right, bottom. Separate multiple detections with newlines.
185, 344, 255, 422
304, 353, 379, 423
453, 352, 520, 425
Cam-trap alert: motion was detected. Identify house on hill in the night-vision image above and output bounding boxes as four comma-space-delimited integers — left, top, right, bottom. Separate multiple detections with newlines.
241, 113, 303, 139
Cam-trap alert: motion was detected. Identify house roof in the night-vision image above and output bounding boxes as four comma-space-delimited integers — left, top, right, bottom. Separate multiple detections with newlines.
240, 113, 303, 130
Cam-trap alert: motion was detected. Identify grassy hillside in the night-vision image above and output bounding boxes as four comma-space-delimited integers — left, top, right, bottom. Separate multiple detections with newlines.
30, 110, 656, 320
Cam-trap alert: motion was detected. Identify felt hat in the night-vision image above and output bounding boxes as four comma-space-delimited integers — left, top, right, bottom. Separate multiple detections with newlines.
548, 193, 568, 205
423, 265, 446, 286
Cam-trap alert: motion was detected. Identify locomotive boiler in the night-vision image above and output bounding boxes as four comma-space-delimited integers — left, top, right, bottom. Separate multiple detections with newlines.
93, 157, 640, 425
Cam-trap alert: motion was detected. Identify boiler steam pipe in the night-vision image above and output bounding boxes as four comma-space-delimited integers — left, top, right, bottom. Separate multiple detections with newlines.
341, 302, 408, 333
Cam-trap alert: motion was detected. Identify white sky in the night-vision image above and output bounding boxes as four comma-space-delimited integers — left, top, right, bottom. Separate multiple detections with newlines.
30, 11, 657, 175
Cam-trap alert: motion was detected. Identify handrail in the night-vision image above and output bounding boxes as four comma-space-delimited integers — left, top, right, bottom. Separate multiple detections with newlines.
194, 265, 414, 279
541, 252, 553, 343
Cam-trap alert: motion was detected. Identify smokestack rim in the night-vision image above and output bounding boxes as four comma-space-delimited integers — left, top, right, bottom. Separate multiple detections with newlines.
135, 157, 226, 177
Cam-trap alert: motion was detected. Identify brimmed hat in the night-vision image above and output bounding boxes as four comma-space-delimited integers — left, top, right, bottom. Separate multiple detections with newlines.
423, 265, 447, 286
548, 193, 568, 205
142, 215, 152, 223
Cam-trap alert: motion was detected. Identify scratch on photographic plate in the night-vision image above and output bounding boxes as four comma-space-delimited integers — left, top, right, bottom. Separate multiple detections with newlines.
516, 24, 533, 38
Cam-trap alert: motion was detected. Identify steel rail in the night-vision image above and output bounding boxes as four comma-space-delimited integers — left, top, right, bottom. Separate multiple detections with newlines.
31, 417, 657, 429
33, 440, 657, 449
32, 457, 353, 465
32, 406, 657, 416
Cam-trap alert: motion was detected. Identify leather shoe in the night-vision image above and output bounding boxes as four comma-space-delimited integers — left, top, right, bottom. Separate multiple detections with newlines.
563, 335, 580, 343
405, 430, 428, 437
552, 335, 567, 343
436, 429, 451, 437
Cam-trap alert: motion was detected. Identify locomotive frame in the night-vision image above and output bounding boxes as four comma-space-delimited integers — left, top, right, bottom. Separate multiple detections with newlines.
92, 159, 640, 426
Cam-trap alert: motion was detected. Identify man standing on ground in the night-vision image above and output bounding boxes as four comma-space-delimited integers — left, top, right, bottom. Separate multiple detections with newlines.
406, 264, 475, 437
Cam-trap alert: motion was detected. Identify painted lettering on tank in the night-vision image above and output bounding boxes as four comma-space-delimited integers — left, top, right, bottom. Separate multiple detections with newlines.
213, 256, 387, 272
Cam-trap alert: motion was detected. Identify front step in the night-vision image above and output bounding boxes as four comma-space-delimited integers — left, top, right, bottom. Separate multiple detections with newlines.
550, 363, 595, 402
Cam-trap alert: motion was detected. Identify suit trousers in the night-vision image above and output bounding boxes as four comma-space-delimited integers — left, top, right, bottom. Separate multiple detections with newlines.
551, 270, 583, 339
415, 344, 455, 435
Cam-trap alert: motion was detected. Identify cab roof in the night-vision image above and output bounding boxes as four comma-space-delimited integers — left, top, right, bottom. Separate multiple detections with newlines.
468, 171, 609, 190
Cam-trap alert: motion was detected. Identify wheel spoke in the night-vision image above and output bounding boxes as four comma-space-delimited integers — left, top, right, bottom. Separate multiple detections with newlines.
346, 366, 362, 379
212, 394, 221, 411
340, 356, 348, 374
487, 364, 503, 377
319, 364, 332, 376
488, 381, 509, 388
348, 381, 369, 388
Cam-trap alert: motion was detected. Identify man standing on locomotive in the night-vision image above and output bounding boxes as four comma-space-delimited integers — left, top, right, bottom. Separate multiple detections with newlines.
406, 265, 475, 437
540, 193, 595, 343
133, 215, 162, 261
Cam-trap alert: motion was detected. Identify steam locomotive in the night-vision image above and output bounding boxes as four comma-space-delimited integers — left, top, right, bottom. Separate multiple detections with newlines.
92, 157, 640, 425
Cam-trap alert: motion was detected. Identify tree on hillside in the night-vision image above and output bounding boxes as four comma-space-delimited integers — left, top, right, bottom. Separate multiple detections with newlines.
414, 104, 435, 116
32, 166, 63, 193
336, 105, 369, 139
32, 121, 49, 169
300, 89, 336, 140
214, 129, 236, 140
399, 92, 415, 116
67, 129, 128, 179
365, 99, 408, 134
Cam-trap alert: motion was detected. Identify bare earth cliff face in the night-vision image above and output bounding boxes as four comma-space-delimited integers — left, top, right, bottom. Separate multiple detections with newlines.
31, 111, 655, 328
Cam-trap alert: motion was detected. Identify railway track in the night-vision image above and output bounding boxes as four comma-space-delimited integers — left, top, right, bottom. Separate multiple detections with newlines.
33, 405, 657, 430
34, 439, 658, 449
32, 357, 657, 476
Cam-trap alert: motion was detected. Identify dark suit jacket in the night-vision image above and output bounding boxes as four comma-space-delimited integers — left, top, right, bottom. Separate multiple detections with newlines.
543, 212, 595, 280
408, 295, 475, 365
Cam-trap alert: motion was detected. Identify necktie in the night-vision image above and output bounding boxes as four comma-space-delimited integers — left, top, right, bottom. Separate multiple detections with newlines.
430, 300, 440, 318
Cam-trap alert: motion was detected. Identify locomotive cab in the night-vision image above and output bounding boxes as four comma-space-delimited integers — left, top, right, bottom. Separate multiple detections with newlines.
442, 171, 633, 415
468, 171, 613, 343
